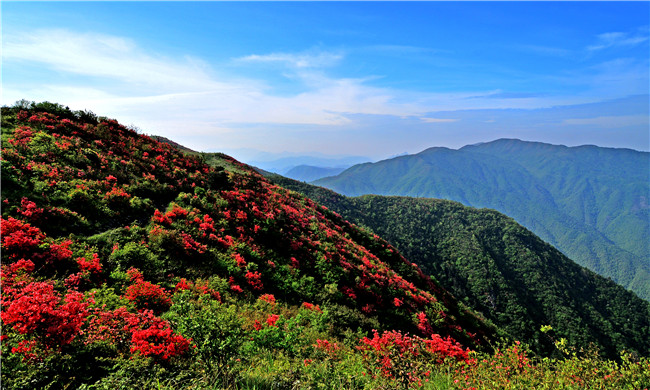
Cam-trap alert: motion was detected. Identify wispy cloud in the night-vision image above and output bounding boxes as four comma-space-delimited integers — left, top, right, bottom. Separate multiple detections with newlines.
587, 30, 649, 51
516, 28, 648, 58
466, 91, 546, 100
3, 28, 648, 154
235, 50, 343, 69
7, 29, 642, 125
2, 29, 233, 93
563, 115, 649, 128
3, 29, 434, 130
419, 117, 458, 123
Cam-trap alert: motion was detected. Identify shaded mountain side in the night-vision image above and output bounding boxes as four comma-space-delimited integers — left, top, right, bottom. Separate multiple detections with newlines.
313, 139, 650, 301
268, 174, 650, 359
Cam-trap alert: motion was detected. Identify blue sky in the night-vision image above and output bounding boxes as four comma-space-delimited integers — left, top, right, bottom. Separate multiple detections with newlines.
2, 2, 648, 160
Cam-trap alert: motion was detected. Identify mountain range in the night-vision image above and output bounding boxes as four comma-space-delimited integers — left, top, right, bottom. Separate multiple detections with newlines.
212, 149, 370, 176
313, 139, 650, 301
283, 165, 347, 182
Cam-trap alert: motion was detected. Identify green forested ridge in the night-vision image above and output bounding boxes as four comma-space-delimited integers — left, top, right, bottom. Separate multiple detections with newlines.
269, 174, 650, 359
313, 139, 650, 301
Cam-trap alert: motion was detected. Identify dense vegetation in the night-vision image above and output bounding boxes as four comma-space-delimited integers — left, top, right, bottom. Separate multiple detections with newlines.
1, 101, 648, 389
313, 140, 650, 301
267, 175, 650, 360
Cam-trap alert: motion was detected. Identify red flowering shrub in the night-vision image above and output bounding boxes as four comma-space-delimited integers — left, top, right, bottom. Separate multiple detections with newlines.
0, 217, 76, 277
127, 267, 144, 281
232, 253, 247, 268
175, 278, 191, 291
10, 339, 40, 362
49, 239, 74, 262
416, 311, 433, 336
258, 293, 276, 305
64, 272, 83, 288
180, 232, 207, 253
1, 281, 92, 348
174, 278, 222, 301
152, 209, 172, 225
104, 186, 131, 201
341, 286, 357, 300
424, 333, 470, 363
314, 338, 340, 358
198, 214, 216, 235
266, 314, 280, 327
130, 326, 192, 361
77, 253, 102, 275
358, 329, 469, 386
124, 277, 171, 315
83, 307, 192, 362
0, 217, 44, 261
7, 125, 34, 147
229, 276, 243, 294
2, 259, 36, 279
16, 198, 45, 223
245, 271, 263, 290
302, 302, 322, 312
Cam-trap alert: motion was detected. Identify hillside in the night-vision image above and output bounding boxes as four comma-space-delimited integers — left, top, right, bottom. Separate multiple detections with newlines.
313, 139, 650, 301
1, 102, 648, 389
0, 102, 491, 388
269, 175, 650, 359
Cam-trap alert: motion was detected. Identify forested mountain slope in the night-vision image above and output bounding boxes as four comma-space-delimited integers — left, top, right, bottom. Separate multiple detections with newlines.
270, 174, 650, 359
313, 139, 650, 301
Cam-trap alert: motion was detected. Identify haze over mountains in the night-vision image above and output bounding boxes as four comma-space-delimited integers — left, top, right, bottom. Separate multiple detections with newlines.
284, 165, 348, 183
211, 148, 370, 177
313, 139, 650, 301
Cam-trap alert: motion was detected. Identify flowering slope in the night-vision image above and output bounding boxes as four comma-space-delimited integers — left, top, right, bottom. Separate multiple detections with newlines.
1, 102, 495, 388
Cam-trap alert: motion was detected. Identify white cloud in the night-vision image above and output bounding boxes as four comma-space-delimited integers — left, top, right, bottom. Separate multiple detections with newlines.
587, 30, 649, 51
4, 28, 625, 129
3, 28, 648, 154
419, 117, 458, 123
563, 115, 649, 128
2, 29, 235, 93
3, 29, 432, 127
236, 50, 343, 69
